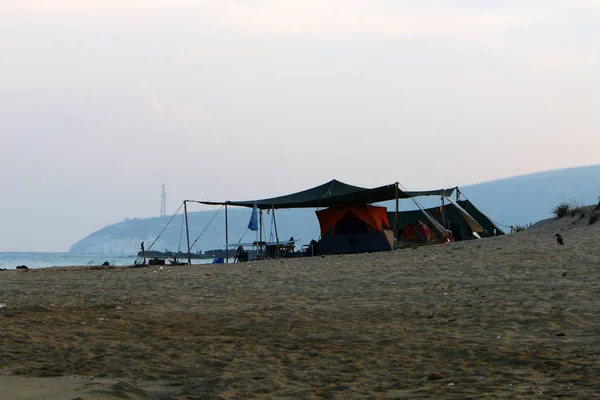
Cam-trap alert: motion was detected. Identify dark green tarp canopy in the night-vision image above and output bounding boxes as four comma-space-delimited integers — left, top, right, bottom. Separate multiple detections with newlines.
196, 179, 457, 210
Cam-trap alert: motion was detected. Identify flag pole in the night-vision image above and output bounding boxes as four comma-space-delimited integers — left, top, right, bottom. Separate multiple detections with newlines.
247, 200, 259, 259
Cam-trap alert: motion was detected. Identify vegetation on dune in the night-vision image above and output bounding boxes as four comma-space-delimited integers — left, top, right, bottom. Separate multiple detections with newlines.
552, 202, 572, 219
570, 208, 587, 220
551, 196, 600, 225
513, 223, 532, 232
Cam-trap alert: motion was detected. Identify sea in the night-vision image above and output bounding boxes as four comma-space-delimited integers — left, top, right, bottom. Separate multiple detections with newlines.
0, 252, 216, 270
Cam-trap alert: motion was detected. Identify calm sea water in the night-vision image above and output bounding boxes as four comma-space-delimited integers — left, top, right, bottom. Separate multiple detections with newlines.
0, 252, 217, 270
0, 252, 138, 270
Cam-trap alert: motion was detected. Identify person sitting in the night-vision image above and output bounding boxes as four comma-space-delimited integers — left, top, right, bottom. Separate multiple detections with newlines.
283, 237, 296, 253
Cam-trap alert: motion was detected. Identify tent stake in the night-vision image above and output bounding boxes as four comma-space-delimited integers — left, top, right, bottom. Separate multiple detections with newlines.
184, 201, 191, 265
225, 204, 229, 264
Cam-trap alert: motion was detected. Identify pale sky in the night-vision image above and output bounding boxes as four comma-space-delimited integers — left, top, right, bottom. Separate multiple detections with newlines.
1, 0, 599, 251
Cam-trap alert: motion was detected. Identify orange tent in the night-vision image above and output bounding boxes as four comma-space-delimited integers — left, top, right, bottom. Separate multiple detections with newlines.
314, 205, 394, 255
316, 205, 390, 237
402, 221, 435, 244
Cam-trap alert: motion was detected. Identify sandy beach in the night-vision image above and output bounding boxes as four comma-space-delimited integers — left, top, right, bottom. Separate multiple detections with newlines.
1, 214, 599, 399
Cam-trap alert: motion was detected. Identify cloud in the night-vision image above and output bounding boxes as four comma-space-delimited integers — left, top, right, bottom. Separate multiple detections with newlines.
525, 48, 600, 71
2, 1, 540, 40
571, 0, 600, 8
139, 82, 169, 118
137, 81, 217, 131
209, 1, 541, 40
3, 1, 596, 73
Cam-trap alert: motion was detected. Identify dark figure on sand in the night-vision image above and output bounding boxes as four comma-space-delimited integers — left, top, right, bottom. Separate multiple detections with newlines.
555, 234, 564, 245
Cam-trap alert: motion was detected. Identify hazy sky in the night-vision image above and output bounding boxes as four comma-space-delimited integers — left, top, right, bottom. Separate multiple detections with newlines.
1, 1, 599, 251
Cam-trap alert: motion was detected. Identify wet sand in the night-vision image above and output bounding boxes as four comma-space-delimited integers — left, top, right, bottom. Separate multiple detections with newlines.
1, 214, 599, 399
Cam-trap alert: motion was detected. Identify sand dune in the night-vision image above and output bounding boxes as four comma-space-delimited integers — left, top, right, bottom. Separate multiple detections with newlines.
1, 213, 599, 399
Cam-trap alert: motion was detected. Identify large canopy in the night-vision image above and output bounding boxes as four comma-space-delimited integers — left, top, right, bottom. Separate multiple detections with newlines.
195, 179, 456, 210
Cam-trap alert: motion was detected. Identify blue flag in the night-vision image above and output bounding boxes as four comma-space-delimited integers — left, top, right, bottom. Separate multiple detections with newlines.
248, 201, 258, 231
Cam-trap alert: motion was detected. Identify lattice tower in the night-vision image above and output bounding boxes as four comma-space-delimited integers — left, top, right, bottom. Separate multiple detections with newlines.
160, 184, 167, 217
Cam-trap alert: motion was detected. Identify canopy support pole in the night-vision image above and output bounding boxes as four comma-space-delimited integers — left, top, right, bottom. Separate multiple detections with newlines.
184, 201, 191, 265
272, 207, 280, 257
394, 183, 399, 246
259, 209, 263, 259
225, 204, 229, 264
456, 187, 460, 201
441, 196, 446, 228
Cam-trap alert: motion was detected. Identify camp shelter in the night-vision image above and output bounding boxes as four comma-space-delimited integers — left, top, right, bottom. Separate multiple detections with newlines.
315, 204, 394, 255
183, 179, 458, 262
403, 221, 436, 244
388, 199, 503, 242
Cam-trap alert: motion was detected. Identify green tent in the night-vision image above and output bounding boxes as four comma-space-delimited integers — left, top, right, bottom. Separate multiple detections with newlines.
388, 199, 503, 241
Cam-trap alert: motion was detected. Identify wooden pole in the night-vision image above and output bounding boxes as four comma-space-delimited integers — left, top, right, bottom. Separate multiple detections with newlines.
184, 201, 191, 265
225, 204, 229, 264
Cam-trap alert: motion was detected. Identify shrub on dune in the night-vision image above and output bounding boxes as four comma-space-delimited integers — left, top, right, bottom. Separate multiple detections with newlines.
552, 202, 571, 219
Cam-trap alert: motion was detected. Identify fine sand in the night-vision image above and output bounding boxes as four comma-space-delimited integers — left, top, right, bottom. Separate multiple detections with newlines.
1, 214, 599, 399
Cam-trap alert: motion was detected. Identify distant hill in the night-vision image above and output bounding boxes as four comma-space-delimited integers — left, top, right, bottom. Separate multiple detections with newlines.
70, 164, 600, 255
456, 164, 600, 227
